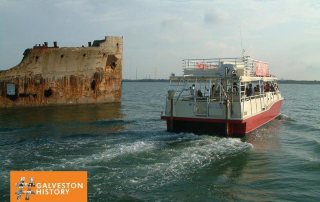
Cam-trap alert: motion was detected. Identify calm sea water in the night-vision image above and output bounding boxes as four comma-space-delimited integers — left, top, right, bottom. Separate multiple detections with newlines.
0, 82, 319, 201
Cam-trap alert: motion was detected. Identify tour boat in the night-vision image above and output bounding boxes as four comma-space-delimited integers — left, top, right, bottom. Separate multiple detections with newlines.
161, 56, 283, 137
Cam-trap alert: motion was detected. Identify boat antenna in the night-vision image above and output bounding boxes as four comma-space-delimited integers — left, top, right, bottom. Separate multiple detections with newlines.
240, 25, 245, 58
136, 67, 138, 80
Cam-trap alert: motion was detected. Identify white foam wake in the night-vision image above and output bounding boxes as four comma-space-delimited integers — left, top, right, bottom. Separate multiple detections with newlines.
102, 136, 253, 191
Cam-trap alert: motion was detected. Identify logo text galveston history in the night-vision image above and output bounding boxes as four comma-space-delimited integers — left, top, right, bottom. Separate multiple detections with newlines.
10, 171, 87, 202
36, 182, 84, 195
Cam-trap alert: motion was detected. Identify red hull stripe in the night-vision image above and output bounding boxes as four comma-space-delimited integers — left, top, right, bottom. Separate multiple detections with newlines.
243, 99, 283, 133
161, 99, 283, 135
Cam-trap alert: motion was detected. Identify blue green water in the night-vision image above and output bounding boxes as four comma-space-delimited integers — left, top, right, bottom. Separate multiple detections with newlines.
0, 82, 319, 201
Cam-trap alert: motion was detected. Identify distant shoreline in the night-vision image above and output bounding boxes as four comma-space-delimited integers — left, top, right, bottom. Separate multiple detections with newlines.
278, 80, 320, 84
123, 79, 320, 85
123, 79, 169, 82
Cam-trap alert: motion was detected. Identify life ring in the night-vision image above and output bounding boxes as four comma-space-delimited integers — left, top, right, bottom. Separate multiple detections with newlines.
231, 70, 237, 77
196, 63, 206, 69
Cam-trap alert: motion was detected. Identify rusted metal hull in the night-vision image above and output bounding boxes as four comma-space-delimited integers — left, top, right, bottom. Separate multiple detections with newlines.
0, 36, 123, 107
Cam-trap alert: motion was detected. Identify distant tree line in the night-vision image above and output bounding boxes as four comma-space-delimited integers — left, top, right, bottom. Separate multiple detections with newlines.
278, 80, 320, 85
123, 79, 319, 85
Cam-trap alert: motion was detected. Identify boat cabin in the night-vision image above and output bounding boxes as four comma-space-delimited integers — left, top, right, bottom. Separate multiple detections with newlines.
162, 56, 283, 137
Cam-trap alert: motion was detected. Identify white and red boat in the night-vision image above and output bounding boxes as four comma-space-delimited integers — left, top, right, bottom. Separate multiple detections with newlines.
161, 56, 283, 137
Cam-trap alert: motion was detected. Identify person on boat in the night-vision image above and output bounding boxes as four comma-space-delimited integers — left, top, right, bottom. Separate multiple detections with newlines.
274, 83, 279, 91
233, 82, 238, 93
197, 90, 203, 97
246, 83, 253, 97
241, 85, 245, 92
265, 82, 270, 92
270, 83, 275, 92
211, 84, 216, 97
190, 84, 195, 96
255, 84, 260, 92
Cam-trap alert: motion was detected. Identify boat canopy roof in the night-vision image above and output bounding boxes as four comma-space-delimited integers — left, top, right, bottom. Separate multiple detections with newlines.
170, 75, 278, 82
170, 56, 276, 81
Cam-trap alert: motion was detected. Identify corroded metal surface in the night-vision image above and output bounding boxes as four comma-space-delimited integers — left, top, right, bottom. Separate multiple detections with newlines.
0, 36, 122, 107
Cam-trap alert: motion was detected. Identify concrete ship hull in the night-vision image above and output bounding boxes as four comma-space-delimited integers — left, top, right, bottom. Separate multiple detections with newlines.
0, 36, 123, 107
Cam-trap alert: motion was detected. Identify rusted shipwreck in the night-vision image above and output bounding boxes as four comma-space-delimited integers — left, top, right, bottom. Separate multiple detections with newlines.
0, 36, 123, 107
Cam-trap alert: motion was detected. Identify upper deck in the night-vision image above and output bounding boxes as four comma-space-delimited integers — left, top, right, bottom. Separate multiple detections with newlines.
171, 56, 276, 82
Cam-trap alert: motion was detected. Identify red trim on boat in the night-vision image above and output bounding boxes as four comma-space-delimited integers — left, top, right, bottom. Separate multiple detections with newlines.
161, 99, 283, 136
242, 99, 283, 133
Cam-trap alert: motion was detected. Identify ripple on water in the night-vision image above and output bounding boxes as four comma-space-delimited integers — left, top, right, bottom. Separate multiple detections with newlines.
87, 135, 253, 194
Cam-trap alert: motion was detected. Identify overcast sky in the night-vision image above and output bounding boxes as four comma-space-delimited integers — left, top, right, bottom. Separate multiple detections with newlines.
0, 0, 319, 80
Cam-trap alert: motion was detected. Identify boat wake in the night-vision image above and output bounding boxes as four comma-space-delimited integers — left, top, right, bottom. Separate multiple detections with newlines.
88, 134, 253, 193
278, 114, 295, 122
13, 131, 253, 195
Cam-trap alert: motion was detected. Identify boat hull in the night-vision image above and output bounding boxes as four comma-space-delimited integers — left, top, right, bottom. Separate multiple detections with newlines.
161, 99, 283, 137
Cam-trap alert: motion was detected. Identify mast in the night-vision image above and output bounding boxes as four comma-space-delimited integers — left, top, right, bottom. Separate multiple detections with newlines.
240, 25, 246, 59
136, 67, 138, 80
225, 67, 230, 136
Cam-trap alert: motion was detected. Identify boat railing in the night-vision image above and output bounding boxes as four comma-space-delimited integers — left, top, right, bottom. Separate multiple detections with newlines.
241, 94, 262, 102
175, 88, 191, 103
182, 57, 270, 77
182, 57, 243, 68
240, 90, 279, 102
